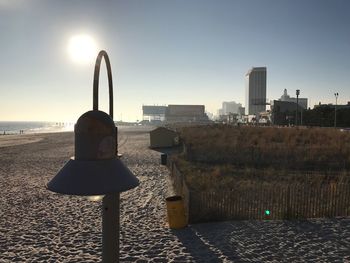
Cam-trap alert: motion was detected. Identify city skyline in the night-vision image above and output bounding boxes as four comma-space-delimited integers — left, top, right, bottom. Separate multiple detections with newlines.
0, 0, 350, 122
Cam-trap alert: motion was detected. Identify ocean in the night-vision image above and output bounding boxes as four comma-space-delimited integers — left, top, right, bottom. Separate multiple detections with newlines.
0, 121, 74, 135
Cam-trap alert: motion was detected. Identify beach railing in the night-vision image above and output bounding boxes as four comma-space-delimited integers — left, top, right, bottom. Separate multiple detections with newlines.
168, 160, 350, 223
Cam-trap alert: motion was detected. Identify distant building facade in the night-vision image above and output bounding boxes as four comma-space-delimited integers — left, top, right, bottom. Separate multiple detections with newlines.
165, 104, 209, 123
142, 105, 167, 122
143, 104, 209, 123
245, 67, 267, 115
314, 101, 350, 110
222, 101, 242, 115
217, 102, 246, 122
217, 108, 223, 116
279, 89, 308, 109
238, 106, 245, 116
271, 100, 304, 125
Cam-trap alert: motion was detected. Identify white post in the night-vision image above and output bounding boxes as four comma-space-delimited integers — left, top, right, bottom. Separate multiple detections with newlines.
102, 193, 120, 263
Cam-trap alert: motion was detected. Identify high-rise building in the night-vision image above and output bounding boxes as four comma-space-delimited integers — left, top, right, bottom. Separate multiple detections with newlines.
245, 67, 267, 115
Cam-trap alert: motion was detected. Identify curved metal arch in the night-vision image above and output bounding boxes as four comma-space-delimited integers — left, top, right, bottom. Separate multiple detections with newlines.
93, 50, 114, 119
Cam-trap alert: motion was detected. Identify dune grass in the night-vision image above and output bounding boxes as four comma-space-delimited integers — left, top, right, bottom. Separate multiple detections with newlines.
173, 125, 350, 190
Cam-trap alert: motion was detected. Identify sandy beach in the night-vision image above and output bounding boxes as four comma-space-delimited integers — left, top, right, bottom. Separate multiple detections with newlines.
0, 134, 44, 148
0, 127, 350, 262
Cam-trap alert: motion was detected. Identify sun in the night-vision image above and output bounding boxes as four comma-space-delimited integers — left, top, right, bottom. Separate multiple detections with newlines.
68, 34, 98, 64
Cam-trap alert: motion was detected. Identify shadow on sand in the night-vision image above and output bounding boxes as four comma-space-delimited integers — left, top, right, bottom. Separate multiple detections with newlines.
172, 218, 350, 262
171, 225, 241, 262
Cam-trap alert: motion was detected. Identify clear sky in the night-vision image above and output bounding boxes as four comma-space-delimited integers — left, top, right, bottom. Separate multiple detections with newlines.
0, 0, 349, 122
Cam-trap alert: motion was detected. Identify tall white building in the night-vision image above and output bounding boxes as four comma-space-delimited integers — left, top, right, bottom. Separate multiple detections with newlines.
245, 67, 267, 115
222, 101, 242, 115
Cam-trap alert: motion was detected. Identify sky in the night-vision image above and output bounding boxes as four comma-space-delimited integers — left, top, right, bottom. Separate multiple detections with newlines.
0, 0, 349, 122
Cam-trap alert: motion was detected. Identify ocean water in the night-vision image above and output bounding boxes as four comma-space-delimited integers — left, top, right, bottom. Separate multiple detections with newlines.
0, 121, 74, 135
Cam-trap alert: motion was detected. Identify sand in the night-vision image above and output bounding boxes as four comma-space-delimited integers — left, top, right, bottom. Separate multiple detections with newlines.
0, 127, 350, 262
0, 134, 44, 148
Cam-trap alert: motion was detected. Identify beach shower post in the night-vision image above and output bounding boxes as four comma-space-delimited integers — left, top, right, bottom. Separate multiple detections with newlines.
47, 50, 139, 263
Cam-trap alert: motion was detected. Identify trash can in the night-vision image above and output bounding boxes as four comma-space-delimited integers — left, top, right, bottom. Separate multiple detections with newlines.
161, 153, 167, 165
166, 195, 187, 229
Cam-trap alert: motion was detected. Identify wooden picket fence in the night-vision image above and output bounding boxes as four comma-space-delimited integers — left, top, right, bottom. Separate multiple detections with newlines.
168, 160, 350, 223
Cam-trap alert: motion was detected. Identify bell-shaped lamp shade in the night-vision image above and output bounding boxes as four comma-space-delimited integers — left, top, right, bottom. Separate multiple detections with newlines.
47, 158, 139, 196
47, 110, 139, 196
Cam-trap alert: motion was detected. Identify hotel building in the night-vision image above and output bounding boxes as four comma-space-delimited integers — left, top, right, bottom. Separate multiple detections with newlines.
245, 67, 267, 115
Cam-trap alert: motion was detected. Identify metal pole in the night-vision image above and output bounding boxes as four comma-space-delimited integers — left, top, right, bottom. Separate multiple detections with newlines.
296, 90, 300, 126
102, 193, 120, 263
93, 50, 120, 263
334, 93, 338, 128
296, 98, 298, 126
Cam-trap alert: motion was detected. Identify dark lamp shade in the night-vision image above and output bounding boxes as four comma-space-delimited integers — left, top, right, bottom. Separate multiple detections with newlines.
47, 158, 139, 196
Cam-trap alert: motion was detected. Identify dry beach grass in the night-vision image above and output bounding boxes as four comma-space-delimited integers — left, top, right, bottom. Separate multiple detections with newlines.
178, 125, 350, 171
0, 127, 350, 262
175, 125, 350, 191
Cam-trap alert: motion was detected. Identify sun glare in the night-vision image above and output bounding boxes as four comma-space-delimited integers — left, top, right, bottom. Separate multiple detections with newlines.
68, 34, 98, 64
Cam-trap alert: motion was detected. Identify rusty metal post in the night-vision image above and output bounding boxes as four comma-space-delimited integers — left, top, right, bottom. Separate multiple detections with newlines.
94, 51, 120, 263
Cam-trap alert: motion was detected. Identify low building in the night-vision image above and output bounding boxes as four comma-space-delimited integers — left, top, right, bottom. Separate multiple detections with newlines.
142, 105, 167, 122
165, 104, 209, 123
143, 104, 209, 123
238, 106, 245, 116
217, 113, 240, 124
149, 127, 179, 148
271, 100, 304, 125
279, 89, 308, 109
314, 101, 350, 109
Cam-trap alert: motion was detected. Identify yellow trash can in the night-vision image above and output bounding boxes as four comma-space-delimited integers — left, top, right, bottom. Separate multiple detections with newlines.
166, 195, 187, 229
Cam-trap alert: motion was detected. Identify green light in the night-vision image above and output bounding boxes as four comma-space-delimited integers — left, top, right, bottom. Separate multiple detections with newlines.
265, 210, 270, 215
